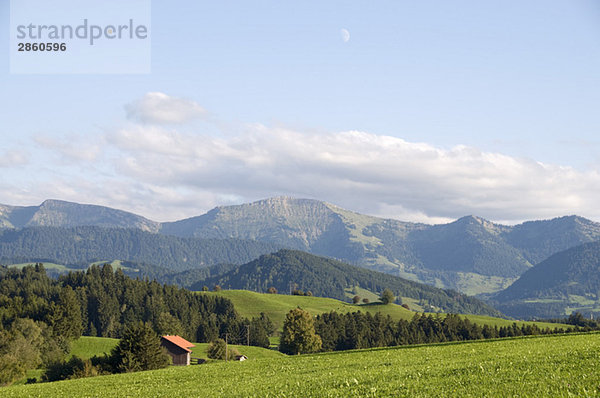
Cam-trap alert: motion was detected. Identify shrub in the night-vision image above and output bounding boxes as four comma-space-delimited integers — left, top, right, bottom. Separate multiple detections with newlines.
42, 356, 99, 382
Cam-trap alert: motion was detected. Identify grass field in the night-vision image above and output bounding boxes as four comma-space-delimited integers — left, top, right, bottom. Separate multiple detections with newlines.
70, 336, 119, 359
202, 290, 570, 332
5, 332, 599, 397
8, 262, 72, 271
190, 343, 284, 360
68, 336, 282, 361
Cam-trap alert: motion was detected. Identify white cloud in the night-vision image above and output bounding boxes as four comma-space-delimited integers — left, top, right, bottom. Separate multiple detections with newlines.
125, 92, 207, 125
0, 150, 28, 167
4, 94, 600, 225
34, 134, 103, 162
103, 123, 600, 223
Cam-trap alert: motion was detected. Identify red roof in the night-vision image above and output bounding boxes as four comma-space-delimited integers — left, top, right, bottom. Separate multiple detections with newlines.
161, 335, 195, 352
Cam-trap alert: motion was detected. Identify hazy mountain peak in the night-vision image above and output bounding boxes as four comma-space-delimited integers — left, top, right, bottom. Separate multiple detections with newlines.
0, 199, 160, 232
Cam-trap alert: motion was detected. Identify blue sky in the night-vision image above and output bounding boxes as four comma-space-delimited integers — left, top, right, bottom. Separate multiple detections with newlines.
1, 1, 600, 223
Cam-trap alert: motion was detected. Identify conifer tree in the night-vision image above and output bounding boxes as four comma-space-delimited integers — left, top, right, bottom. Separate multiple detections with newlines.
111, 322, 170, 372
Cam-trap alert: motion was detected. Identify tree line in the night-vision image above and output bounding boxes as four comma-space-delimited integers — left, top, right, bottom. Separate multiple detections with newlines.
280, 308, 574, 354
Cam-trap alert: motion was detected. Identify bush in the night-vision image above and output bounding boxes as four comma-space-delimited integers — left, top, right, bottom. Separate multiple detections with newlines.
42, 356, 99, 382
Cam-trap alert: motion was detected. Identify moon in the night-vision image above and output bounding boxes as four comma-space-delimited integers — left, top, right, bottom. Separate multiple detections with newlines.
340, 28, 350, 43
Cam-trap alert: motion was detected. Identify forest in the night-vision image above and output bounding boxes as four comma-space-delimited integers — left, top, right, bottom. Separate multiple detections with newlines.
0, 264, 272, 385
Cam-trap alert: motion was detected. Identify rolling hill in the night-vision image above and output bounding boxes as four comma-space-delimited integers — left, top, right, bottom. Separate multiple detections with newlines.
5, 333, 596, 397
193, 250, 503, 317
492, 241, 600, 319
203, 289, 566, 332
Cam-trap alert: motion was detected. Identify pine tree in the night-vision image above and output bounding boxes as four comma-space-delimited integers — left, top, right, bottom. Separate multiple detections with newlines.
49, 286, 83, 339
110, 322, 170, 372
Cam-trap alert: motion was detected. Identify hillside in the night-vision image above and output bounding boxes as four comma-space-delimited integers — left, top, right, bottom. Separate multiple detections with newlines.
493, 241, 600, 319
204, 290, 565, 332
3, 197, 600, 295
194, 250, 503, 317
4, 333, 597, 397
0, 226, 281, 271
69, 336, 282, 362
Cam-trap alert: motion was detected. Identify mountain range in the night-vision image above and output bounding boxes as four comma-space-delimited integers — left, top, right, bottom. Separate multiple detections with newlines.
2, 197, 600, 296
491, 241, 600, 318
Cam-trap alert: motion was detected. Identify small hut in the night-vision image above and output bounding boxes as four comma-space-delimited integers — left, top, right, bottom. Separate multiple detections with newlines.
161, 335, 195, 366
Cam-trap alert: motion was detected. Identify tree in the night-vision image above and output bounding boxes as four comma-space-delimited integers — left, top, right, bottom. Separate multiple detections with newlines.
362, 298, 370, 304
380, 289, 395, 305
48, 286, 83, 340
352, 295, 361, 304
156, 312, 184, 336
110, 323, 170, 372
267, 287, 278, 294
279, 308, 322, 355
206, 338, 240, 360
248, 313, 274, 348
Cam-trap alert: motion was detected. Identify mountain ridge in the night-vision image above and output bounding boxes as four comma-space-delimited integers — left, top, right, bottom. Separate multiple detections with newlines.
492, 241, 600, 318
2, 197, 600, 294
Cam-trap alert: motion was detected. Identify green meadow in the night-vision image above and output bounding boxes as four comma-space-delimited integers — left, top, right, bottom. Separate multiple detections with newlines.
202, 290, 570, 331
5, 332, 599, 397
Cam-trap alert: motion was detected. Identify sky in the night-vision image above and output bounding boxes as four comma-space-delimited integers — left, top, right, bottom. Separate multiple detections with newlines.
1, 0, 600, 224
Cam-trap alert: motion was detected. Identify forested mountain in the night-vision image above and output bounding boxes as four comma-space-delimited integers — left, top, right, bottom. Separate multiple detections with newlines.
0, 200, 159, 232
3, 197, 600, 295
0, 226, 281, 271
161, 198, 600, 294
492, 241, 600, 319
192, 249, 503, 317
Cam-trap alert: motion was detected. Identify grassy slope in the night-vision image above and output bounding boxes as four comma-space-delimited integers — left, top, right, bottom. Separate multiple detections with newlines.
70, 336, 119, 359
202, 290, 414, 329
69, 336, 281, 361
5, 333, 599, 397
8, 262, 71, 271
204, 290, 570, 331
190, 344, 284, 360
